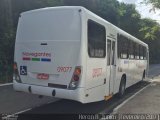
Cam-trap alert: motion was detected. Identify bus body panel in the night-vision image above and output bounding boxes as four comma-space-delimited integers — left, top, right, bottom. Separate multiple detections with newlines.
106, 25, 119, 95
13, 80, 86, 103
116, 29, 148, 89
84, 13, 108, 102
14, 7, 84, 89
15, 41, 81, 87
14, 6, 149, 104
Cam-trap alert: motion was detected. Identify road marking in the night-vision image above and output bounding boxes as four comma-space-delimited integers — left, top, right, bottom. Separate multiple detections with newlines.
13, 108, 32, 115
0, 83, 13, 87
112, 83, 150, 114
3, 108, 32, 119
5, 99, 60, 119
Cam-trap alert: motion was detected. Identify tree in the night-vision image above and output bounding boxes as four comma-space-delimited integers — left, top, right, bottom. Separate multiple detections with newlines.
139, 18, 160, 63
118, 3, 141, 37
139, 18, 160, 40
63, 0, 120, 25
143, 0, 160, 10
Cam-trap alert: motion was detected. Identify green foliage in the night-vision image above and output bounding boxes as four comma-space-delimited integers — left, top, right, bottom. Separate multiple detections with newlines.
138, 18, 160, 63
0, 0, 160, 83
117, 3, 141, 37
139, 18, 160, 40
63, 0, 120, 25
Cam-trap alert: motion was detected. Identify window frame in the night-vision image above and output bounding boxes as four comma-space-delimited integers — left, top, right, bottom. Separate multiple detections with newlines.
87, 19, 106, 58
117, 34, 129, 59
117, 34, 147, 60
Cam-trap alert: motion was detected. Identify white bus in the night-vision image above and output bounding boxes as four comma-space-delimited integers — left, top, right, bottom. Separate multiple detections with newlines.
13, 6, 149, 103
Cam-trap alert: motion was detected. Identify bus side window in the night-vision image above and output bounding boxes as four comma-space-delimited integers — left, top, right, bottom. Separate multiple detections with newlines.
117, 34, 121, 58
107, 40, 111, 65
135, 43, 139, 59
117, 34, 128, 59
122, 36, 128, 59
112, 41, 115, 65
88, 19, 106, 58
140, 45, 144, 59
143, 47, 147, 60
129, 41, 134, 59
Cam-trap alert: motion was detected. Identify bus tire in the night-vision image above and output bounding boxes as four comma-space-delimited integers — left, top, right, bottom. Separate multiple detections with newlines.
118, 76, 126, 98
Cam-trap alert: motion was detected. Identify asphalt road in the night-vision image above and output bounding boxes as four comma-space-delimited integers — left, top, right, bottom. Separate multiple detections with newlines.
0, 85, 58, 114
23, 81, 150, 114
148, 64, 160, 78
16, 81, 149, 120
0, 64, 160, 117
116, 80, 160, 114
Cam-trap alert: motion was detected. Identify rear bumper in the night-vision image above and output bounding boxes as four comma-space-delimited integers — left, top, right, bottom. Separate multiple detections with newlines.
13, 80, 85, 103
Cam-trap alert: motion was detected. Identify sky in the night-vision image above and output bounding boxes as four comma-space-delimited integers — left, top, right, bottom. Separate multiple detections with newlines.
118, 0, 160, 24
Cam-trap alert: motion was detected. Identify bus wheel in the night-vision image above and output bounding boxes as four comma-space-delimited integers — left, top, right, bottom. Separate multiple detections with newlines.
142, 70, 145, 81
118, 76, 126, 98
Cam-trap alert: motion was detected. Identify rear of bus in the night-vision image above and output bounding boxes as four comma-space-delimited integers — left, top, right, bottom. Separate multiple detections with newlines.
13, 7, 85, 103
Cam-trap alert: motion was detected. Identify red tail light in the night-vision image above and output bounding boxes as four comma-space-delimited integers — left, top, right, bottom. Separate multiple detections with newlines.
74, 68, 81, 76
68, 66, 81, 90
73, 67, 81, 81
73, 75, 79, 81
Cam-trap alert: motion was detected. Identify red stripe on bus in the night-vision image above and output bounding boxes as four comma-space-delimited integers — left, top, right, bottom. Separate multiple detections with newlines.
23, 57, 31, 61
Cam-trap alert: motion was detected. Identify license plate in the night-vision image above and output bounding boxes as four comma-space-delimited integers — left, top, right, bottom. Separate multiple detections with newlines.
37, 73, 49, 80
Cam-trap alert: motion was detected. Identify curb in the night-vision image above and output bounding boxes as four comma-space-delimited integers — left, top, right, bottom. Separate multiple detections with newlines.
0, 83, 13, 87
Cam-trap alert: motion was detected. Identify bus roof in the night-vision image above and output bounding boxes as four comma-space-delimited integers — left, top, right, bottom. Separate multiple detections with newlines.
81, 7, 148, 48
20, 6, 148, 48
20, 6, 83, 16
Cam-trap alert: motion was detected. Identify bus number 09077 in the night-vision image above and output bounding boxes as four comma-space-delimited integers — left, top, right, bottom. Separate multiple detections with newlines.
57, 67, 72, 73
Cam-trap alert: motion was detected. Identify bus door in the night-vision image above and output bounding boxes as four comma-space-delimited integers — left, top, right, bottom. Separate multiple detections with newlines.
107, 39, 116, 95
